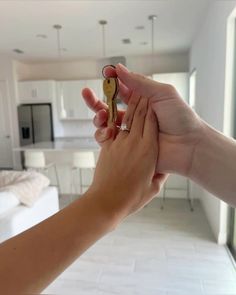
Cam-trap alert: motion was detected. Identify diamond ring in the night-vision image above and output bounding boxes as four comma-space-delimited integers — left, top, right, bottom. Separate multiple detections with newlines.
120, 123, 130, 132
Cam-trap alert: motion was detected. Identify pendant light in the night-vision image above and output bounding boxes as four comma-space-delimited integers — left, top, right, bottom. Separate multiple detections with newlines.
148, 15, 157, 74
148, 15, 157, 56
99, 20, 107, 57
53, 24, 66, 118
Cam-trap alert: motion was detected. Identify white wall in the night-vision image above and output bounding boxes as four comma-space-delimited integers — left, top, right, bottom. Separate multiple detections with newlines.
190, 1, 236, 244
0, 56, 21, 169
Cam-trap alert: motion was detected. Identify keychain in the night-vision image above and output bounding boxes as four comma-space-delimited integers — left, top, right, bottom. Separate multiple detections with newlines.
102, 65, 119, 123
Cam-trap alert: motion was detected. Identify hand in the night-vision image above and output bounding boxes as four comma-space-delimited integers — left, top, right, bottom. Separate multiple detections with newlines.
87, 96, 167, 222
82, 64, 204, 176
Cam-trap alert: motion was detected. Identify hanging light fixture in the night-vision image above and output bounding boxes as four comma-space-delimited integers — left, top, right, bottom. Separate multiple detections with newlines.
99, 20, 107, 57
148, 15, 157, 74
53, 24, 63, 59
148, 15, 157, 56
53, 24, 66, 118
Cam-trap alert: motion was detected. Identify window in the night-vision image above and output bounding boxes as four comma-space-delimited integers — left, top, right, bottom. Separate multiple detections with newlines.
189, 69, 197, 109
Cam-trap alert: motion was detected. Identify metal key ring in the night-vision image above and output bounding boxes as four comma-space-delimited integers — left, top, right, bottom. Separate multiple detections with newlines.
102, 64, 116, 78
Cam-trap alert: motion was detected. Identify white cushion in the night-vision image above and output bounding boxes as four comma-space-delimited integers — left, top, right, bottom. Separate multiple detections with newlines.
0, 186, 59, 243
0, 192, 20, 215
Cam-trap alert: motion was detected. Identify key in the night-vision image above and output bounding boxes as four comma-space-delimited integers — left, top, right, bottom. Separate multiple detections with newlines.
103, 77, 119, 123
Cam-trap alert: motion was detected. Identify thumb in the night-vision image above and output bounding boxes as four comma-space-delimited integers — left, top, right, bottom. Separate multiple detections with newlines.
116, 64, 156, 98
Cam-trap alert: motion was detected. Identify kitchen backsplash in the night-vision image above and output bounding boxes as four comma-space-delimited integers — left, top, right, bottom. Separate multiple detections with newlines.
55, 120, 95, 138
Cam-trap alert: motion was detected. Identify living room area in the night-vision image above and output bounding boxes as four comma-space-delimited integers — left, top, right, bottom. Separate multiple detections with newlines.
1, 1, 236, 294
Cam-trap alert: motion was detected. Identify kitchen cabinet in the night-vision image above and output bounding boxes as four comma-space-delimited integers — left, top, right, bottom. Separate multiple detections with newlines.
58, 79, 103, 120
18, 80, 55, 103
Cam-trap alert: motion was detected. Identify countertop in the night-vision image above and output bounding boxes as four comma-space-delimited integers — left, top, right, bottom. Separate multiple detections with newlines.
14, 137, 100, 152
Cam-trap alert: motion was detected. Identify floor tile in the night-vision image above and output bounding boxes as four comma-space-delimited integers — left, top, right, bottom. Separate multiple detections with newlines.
43, 198, 236, 295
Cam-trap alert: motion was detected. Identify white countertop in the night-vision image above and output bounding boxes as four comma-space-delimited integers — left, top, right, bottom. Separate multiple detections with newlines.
14, 138, 100, 152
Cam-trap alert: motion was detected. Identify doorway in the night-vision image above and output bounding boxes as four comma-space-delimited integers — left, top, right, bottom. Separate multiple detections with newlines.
0, 81, 13, 168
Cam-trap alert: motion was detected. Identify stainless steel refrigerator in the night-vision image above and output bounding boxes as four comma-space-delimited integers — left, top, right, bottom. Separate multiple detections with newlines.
18, 104, 54, 146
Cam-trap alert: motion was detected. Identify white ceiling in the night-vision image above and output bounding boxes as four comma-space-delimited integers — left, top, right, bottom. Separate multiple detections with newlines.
0, 0, 212, 62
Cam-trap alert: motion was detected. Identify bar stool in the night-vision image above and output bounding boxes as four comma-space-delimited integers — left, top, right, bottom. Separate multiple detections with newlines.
161, 177, 193, 211
71, 151, 95, 195
24, 151, 60, 192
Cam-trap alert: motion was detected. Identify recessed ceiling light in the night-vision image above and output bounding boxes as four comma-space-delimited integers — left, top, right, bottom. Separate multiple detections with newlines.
36, 34, 47, 39
135, 25, 145, 30
122, 38, 131, 44
13, 49, 24, 54
140, 42, 148, 45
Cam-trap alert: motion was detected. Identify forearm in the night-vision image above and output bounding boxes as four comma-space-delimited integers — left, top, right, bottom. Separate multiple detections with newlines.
190, 122, 236, 205
0, 192, 116, 294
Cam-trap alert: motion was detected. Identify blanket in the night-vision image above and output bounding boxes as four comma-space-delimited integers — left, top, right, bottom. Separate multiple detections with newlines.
0, 170, 50, 207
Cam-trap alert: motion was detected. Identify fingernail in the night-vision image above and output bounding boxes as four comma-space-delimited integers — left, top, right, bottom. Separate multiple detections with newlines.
100, 127, 108, 138
117, 63, 129, 73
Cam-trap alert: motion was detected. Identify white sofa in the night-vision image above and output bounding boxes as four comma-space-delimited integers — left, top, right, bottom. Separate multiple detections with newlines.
0, 186, 59, 243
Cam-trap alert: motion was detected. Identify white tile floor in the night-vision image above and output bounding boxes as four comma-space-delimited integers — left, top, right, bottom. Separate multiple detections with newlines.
43, 197, 236, 295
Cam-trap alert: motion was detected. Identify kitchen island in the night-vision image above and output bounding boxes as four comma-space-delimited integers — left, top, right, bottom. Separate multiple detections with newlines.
14, 137, 100, 152
14, 138, 100, 194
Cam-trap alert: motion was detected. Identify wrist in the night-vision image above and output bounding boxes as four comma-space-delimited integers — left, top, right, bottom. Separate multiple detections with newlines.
159, 118, 206, 178
82, 188, 123, 231
188, 120, 214, 180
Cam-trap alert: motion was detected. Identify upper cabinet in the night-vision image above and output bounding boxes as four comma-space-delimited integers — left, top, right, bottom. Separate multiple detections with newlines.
58, 79, 103, 120
152, 73, 189, 102
18, 81, 55, 103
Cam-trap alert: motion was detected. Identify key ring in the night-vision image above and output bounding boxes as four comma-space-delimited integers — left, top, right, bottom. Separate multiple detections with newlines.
102, 64, 116, 78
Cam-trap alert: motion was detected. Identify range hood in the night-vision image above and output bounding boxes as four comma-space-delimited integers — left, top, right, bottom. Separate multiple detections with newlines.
99, 56, 127, 73
109, 56, 126, 67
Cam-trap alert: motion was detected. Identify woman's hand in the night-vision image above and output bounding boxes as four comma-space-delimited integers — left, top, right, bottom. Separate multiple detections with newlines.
82, 64, 204, 177
87, 95, 167, 223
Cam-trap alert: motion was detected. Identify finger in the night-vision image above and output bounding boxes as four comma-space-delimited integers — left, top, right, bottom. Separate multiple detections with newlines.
143, 104, 158, 145
93, 109, 108, 128
129, 97, 149, 137
118, 80, 132, 104
94, 127, 114, 146
121, 91, 141, 130
115, 110, 126, 126
103, 65, 117, 78
93, 108, 125, 128
82, 88, 107, 112
116, 64, 163, 100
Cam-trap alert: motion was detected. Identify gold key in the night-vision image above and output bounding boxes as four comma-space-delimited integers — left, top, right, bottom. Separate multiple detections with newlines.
103, 77, 119, 123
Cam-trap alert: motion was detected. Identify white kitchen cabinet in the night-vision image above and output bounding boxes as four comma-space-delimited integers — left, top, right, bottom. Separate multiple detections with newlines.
152, 72, 189, 102
18, 80, 55, 102
58, 79, 103, 120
